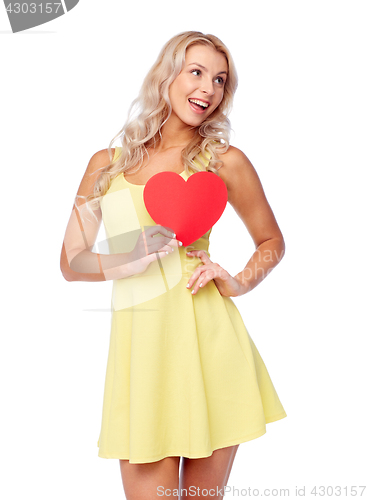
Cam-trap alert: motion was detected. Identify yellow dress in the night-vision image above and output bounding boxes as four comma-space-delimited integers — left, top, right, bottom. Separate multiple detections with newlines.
97, 146, 287, 463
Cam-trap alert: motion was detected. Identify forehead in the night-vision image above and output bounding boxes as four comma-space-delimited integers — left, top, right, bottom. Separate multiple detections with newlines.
184, 44, 228, 71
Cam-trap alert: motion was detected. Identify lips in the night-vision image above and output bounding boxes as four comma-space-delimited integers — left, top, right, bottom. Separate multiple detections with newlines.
188, 98, 210, 108
188, 99, 209, 114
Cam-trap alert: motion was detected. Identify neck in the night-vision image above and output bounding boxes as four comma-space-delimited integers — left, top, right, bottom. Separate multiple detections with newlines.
156, 113, 197, 151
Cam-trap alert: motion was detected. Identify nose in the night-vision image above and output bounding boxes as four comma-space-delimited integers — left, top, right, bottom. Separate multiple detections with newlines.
200, 77, 215, 96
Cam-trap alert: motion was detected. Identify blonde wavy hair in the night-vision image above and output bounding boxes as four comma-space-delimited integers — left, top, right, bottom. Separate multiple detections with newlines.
78, 30, 238, 218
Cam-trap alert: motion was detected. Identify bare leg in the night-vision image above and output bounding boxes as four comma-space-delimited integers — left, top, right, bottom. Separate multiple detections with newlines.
119, 456, 181, 499
179, 444, 240, 499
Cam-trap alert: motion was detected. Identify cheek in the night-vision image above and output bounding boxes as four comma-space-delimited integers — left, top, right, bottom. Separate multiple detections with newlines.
215, 91, 225, 108
170, 81, 185, 104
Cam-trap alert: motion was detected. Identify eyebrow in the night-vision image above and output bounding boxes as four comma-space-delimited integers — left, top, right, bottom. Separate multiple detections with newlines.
187, 62, 228, 75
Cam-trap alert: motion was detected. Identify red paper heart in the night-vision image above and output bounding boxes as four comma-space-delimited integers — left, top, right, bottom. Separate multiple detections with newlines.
143, 171, 228, 246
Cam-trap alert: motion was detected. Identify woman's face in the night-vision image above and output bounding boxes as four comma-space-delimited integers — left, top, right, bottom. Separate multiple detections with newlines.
168, 44, 228, 128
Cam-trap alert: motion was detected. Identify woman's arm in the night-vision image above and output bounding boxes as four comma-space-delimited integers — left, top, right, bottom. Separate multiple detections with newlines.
60, 148, 135, 282
217, 146, 285, 295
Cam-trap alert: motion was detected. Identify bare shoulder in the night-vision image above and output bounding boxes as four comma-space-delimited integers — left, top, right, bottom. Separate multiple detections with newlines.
215, 145, 263, 203
217, 145, 256, 176
76, 148, 115, 199
85, 148, 115, 177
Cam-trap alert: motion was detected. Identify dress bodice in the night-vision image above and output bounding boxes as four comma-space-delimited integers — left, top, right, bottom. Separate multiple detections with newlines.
99, 147, 213, 310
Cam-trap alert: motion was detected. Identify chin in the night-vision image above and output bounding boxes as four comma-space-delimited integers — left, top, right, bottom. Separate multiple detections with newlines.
187, 119, 205, 128
183, 115, 208, 128
172, 109, 211, 129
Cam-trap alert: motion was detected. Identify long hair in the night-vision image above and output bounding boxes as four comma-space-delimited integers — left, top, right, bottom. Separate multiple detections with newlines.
78, 31, 238, 219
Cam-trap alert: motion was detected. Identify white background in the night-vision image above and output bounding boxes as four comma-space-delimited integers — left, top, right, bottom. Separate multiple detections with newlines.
1, 1, 366, 498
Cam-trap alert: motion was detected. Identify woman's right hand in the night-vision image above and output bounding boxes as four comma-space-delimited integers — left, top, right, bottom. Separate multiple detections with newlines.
128, 225, 181, 276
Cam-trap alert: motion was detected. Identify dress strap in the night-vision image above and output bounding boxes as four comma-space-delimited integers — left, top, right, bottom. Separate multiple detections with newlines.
113, 146, 123, 162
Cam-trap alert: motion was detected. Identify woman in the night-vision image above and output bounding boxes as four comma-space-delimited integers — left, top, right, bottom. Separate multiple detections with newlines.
61, 31, 287, 499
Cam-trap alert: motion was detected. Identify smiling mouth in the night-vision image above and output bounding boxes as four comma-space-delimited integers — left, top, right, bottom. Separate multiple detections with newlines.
189, 99, 209, 109
188, 99, 210, 113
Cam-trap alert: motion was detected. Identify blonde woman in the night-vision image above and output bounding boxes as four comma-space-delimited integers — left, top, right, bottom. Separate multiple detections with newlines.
61, 31, 287, 499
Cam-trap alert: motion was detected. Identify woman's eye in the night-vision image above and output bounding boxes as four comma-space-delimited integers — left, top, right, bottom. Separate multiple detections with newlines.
191, 69, 201, 76
215, 76, 225, 85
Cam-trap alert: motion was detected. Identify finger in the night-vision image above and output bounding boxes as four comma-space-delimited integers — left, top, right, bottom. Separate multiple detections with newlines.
148, 236, 180, 254
189, 273, 211, 295
146, 249, 176, 265
143, 225, 176, 245
186, 265, 209, 290
134, 250, 171, 273
149, 241, 175, 255
154, 226, 176, 240
186, 249, 211, 263
188, 265, 218, 290
147, 226, 182, 248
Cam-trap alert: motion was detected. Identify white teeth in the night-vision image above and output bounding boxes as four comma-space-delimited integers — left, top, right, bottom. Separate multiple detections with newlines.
189, 99, 209, 108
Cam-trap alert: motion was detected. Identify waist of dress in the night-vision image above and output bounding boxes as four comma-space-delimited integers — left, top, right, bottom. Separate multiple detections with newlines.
128, 271, 194, 278
113, 257, 207, 282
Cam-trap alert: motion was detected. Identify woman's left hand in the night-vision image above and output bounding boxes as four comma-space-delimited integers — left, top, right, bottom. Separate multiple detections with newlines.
185, 250, 248, 297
